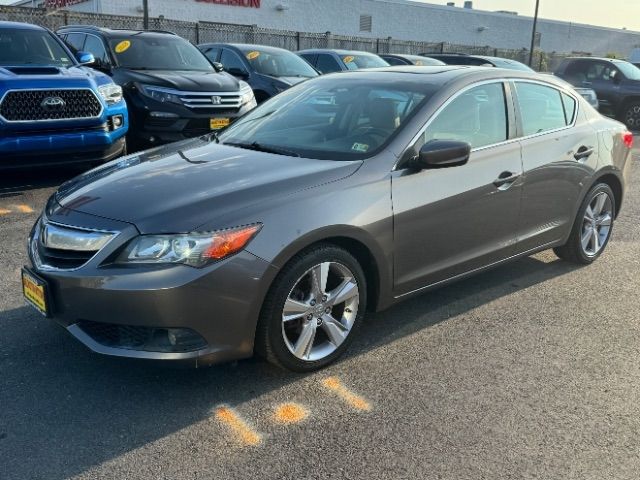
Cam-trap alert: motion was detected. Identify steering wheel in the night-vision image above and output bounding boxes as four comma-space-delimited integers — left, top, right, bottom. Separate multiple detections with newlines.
352, 126, 390, 140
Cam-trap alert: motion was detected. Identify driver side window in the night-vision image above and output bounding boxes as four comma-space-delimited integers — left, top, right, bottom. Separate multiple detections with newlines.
419, 83, 508, 150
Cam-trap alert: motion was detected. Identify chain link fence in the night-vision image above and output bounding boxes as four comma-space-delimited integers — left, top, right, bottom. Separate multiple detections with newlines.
0, 5, 574, 71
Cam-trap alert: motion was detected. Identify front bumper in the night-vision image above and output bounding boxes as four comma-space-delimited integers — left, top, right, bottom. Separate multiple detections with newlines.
27, 209, 278, 366
0, 103, 129, 169
127, 93, 256, 146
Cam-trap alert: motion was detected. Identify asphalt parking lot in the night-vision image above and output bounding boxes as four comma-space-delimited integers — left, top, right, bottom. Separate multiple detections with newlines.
1, 145, 639, 480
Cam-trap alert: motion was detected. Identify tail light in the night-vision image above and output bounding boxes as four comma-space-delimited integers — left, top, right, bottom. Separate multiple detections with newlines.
623, 131, 634, 149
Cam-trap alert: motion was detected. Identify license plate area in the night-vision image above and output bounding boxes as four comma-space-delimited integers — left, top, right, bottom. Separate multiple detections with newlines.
210, 118, 230, 130
22, 267, 51, 317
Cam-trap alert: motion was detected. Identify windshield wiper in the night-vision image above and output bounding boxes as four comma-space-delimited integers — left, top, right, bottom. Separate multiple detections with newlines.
224, 141, 300, 157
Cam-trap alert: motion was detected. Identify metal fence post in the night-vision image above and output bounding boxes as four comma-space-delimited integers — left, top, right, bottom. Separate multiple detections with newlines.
325, 31, 332, 49
296, 31, 301, 51
195, 22, 200, 44
439, 42, 445, 53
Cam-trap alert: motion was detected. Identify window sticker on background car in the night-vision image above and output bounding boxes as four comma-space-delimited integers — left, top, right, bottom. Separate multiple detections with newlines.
415, 60, 424, 66
343, 56, 355, 64
114, 40, 131, 53
351, 143, 369, 152
246, 51, 260, 60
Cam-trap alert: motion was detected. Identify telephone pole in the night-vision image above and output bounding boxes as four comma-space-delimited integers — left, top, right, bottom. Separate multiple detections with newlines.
528, 0, 540, 66
143, 0, 149, 30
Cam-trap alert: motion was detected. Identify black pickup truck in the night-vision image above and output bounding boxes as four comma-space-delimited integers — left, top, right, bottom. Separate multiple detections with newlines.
555, 57, 640, 130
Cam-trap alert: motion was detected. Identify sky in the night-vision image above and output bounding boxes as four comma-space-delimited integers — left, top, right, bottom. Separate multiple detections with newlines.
0, 0, 638, 31
425, 0, 640, 31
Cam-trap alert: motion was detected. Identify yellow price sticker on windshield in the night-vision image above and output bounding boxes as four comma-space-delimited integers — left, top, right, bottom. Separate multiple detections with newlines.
114, 40, 131, 53
246, 51, 261, 60
415, 60, 424, 66
343, 56, 355, 64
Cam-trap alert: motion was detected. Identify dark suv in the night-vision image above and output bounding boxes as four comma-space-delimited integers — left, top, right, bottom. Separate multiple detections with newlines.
199, 43, 318, 103
555, 57, 640, 130
57, 26, 257, 149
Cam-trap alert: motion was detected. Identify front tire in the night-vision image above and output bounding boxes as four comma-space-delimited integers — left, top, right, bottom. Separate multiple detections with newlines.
255, 245, 367, 372
554, 183, 615, 264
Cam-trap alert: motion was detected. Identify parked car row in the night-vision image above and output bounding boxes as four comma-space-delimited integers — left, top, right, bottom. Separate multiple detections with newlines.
3, 19, 640, 170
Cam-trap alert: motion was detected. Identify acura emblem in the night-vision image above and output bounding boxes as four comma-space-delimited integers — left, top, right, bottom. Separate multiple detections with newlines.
211, 96, 222, 105
41, 96, 66, 111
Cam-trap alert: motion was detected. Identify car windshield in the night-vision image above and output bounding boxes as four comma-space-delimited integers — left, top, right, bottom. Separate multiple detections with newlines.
0, 28, 74, 67
614, 60, 640, 81
219, 77, 435, 160
238, 47, 318, 78
341, 53, 389, 70
109, 36, 214, 71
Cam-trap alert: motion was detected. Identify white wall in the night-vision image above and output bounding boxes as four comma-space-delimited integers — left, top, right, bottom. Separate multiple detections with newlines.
75, 0, 640, 56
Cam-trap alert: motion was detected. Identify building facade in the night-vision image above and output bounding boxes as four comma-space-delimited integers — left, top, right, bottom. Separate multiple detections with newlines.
12, 0, 640, 56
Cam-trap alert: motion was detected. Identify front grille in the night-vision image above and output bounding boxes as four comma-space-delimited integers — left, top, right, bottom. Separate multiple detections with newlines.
179, 91, 241, 112
0, 89, 102, 122
31, 220, 115, 271
37, 244, 96, 270
77, 321, 208, 353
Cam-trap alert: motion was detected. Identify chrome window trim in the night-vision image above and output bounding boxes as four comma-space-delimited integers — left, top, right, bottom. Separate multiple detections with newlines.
394, 76, 581, 169
30, 216, 120, 273
0, 87, 104, 124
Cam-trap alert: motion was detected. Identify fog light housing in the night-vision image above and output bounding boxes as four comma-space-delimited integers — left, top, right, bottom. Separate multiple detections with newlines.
167, 328, 207, 351
109, 115, 124, 131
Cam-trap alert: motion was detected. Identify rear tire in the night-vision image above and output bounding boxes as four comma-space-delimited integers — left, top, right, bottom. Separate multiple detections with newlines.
255, 245, 367, 372
554, 183, 615, 264
621, 101, 640, 131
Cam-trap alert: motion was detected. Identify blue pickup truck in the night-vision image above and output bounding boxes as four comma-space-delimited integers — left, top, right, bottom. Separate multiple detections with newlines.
0, 21, 128, 169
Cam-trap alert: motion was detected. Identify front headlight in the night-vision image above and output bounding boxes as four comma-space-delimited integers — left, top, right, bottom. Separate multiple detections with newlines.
139, 84, 183, 105
116, 224, 262, 267
239, 81, 256, 107
97, 83, 123, 105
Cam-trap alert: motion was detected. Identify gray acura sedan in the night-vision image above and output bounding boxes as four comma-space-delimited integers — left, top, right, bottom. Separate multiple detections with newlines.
24, 66, 633, 371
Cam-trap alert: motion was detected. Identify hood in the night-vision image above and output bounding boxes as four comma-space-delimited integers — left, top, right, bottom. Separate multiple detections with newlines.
0, 65, 108, 88
270, 76, 314, 87
55, 138, 362, 234
118, 69, 240, 92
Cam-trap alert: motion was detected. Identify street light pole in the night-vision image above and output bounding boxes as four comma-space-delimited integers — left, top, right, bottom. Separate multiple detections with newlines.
528, 0, 540, 66
143, 0, 149, 30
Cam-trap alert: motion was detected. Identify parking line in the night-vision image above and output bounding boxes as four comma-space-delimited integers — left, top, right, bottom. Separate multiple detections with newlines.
321, 377, 372, 412
273, 402, 308, 424
214, 406, 261, 446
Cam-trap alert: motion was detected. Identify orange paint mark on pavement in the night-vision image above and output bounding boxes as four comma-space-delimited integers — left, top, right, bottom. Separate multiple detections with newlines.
0, 208, 11, 215
322, 377, 372, 411
15, 205, 34, 213
215, 406, 261, 446
273, 403, 308, 424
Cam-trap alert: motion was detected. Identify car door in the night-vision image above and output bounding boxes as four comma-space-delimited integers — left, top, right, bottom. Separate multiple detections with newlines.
512, 80, 599, 253
585, 61, 622, 113
392, 81, 523, 294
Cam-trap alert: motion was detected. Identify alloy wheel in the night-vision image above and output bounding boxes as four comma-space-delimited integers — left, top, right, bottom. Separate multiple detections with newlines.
281, 262, 360, 361
625, 104, 640, 130
581, 192, 613, 257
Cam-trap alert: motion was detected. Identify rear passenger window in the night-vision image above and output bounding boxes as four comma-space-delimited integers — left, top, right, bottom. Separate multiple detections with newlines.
561, 93, 577, 124
421, 82, 508, 149
515, 82, 567, 136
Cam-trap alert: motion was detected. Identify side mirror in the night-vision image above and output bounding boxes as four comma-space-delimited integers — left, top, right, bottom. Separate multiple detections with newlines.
212, 62, 225, 73
227, 67, 250, 78
76, 51, 95, 66
409, 140, 471, 170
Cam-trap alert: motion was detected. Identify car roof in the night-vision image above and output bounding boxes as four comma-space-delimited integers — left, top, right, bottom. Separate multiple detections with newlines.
0, 20, 47, 31
564, 56, 630, 63
201, 43, 293, 54
322, 65, 552, 87
296, 49, 380, 56
57, 25, 177, 38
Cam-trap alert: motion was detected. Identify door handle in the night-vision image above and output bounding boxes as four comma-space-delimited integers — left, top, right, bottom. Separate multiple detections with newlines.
574, 146, 594, 161
493, 171, 521, 189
